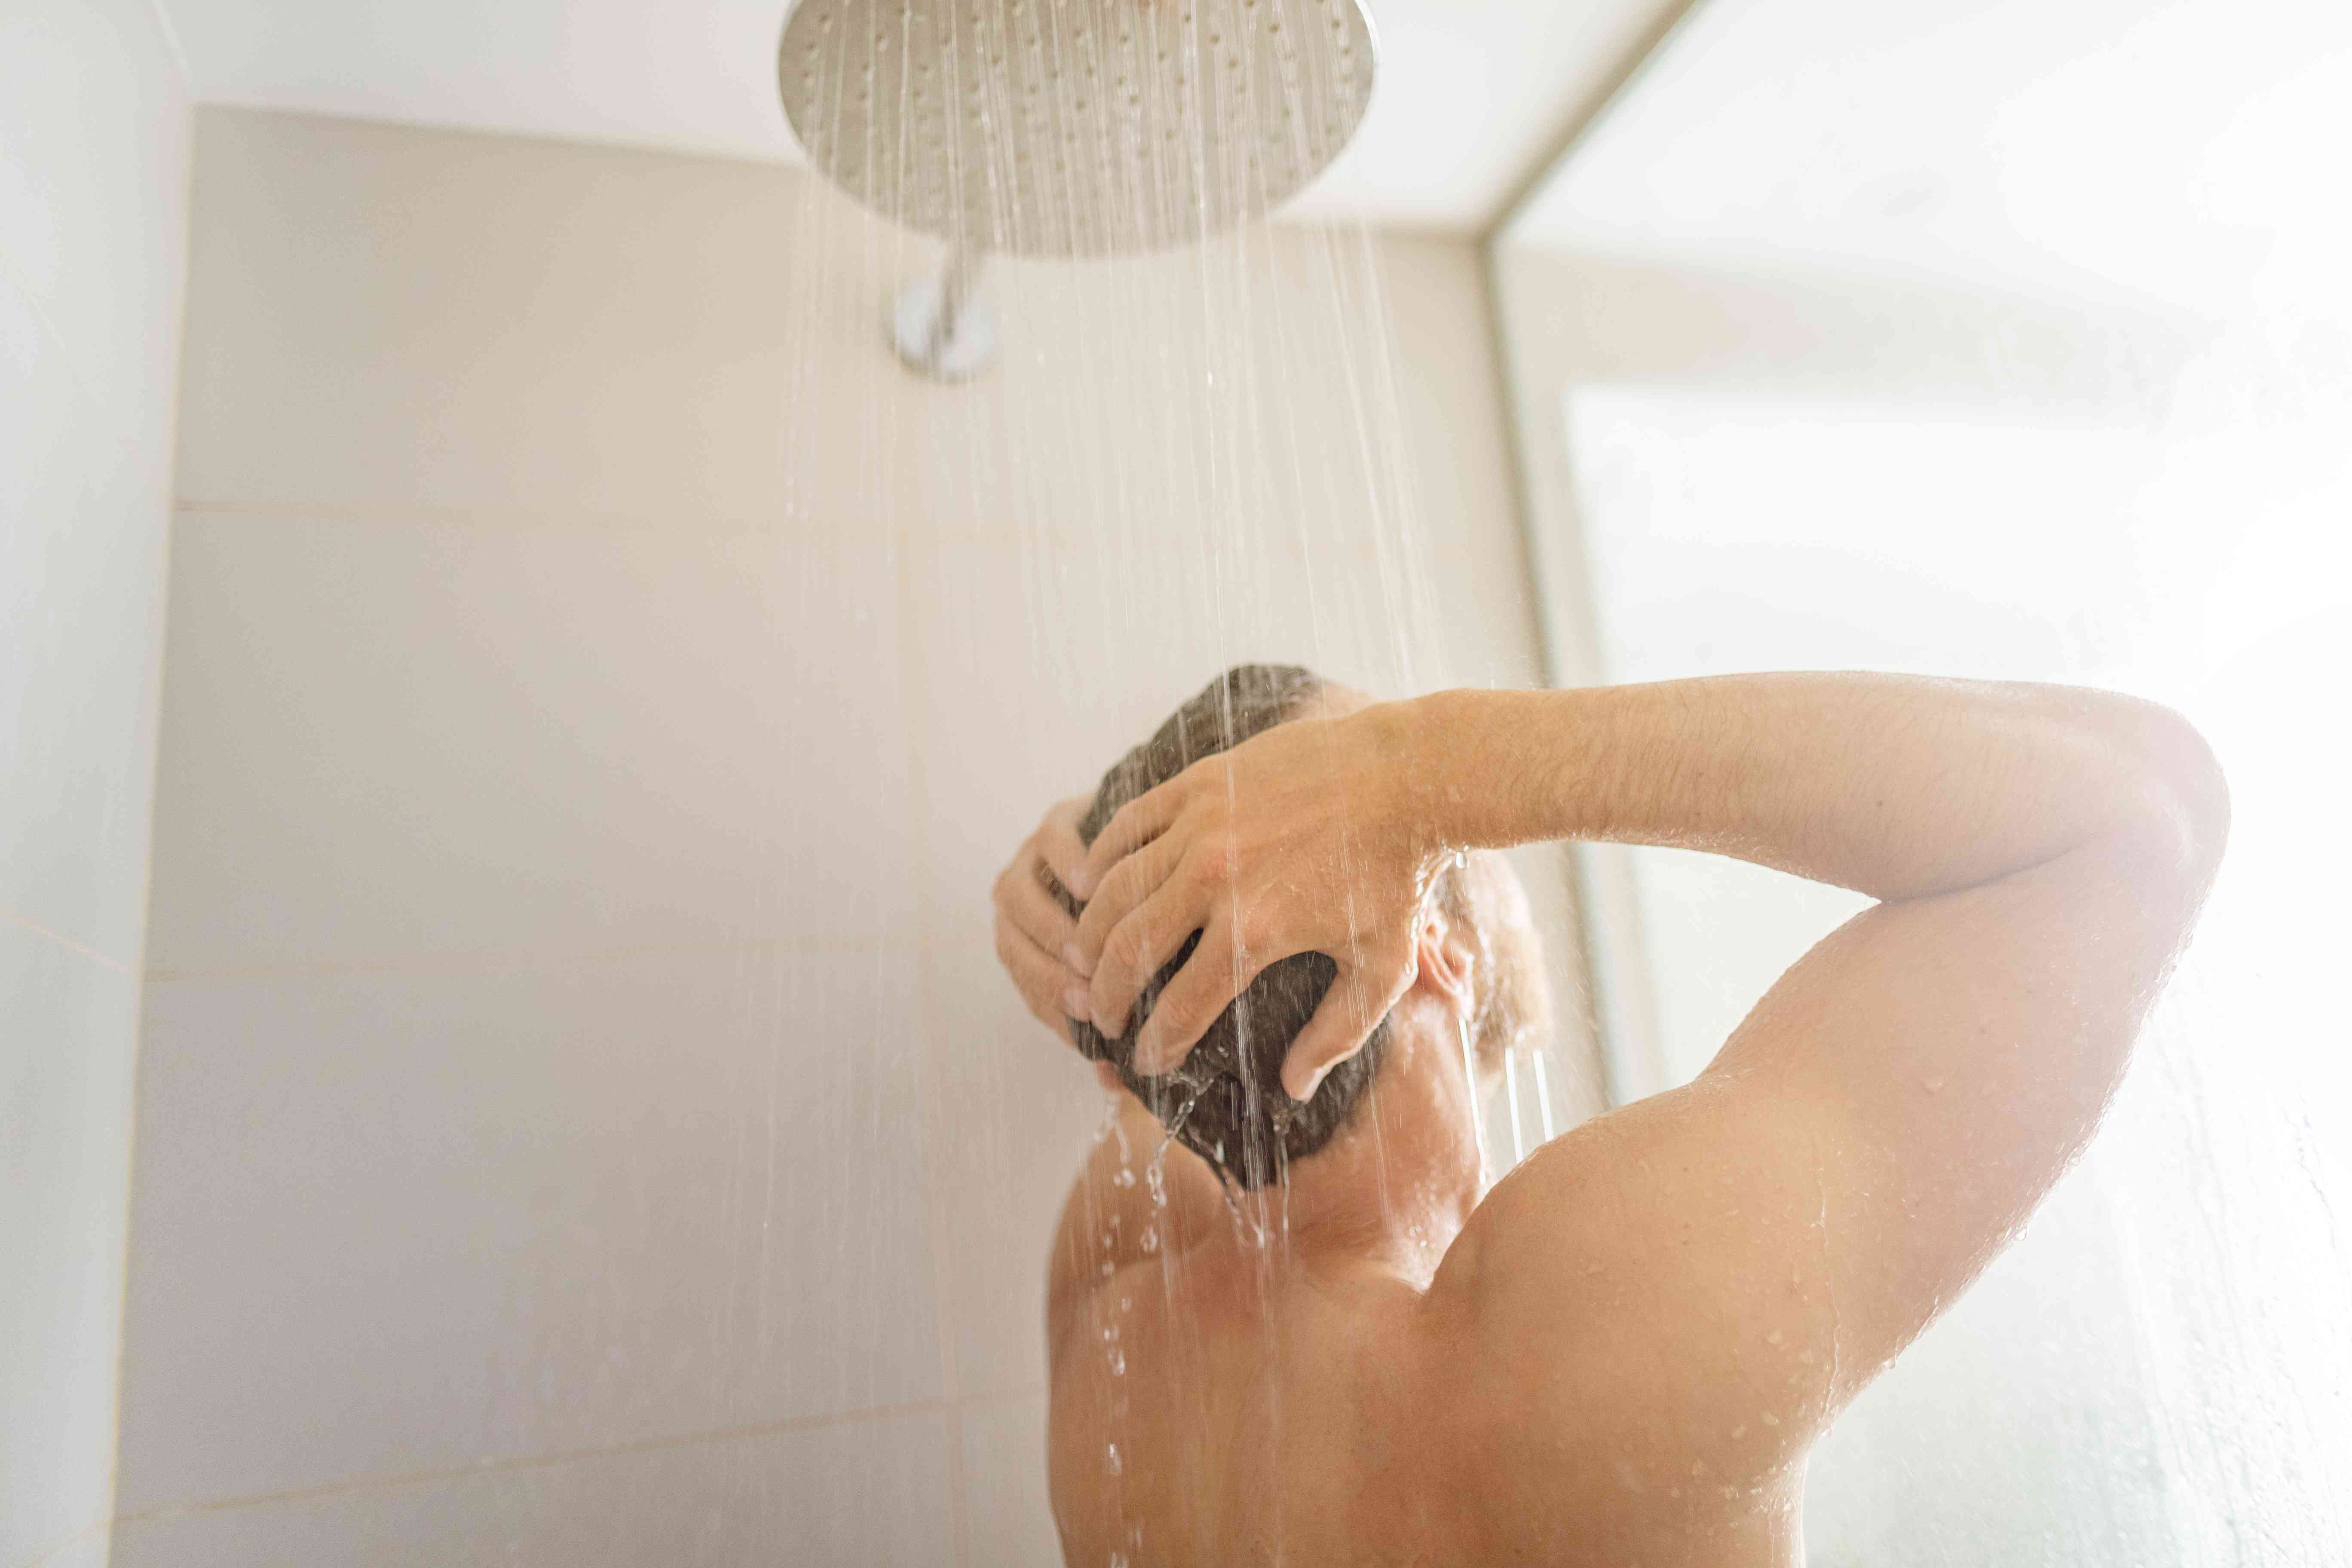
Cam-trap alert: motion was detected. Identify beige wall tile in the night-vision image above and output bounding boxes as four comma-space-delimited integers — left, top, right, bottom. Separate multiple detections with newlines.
174, 110, 923, 526
116, 949, 940, 1513
0, 926, 140, 1568
112, 1409, 954, 1568
146, 510, 916, 974
919, 917, 1106, 1399
961, 1393, 1060, 1568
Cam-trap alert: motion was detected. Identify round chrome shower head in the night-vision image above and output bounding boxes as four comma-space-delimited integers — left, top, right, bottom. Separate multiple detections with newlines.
778, 0, 1376, 258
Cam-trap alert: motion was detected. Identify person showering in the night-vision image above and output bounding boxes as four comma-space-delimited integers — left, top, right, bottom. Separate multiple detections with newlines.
992, 664, 2226, 1567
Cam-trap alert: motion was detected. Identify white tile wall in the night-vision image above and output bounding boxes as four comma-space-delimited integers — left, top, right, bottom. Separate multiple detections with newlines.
0, 175, 175, 967
0, 1, 189, 1564
0, 927, 141, 1566
127, 107, 1565, 1559
113, 1409, 955, 1568
21, 1531, 110, 1568
0, 0, 190, 496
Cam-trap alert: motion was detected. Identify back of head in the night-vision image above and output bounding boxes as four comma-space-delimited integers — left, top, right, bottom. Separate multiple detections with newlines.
1064, 665, 1388, 1191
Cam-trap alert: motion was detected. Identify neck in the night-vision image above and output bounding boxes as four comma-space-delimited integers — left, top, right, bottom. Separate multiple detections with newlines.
1228, 1007, 1488, 1282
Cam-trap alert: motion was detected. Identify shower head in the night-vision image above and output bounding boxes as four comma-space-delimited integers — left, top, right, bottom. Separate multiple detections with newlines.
777, 0, 1376, 258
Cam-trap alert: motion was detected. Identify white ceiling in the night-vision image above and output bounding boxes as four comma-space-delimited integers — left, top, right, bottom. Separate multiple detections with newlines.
153, 0, 1684, 230
1511, 0, 2352, 316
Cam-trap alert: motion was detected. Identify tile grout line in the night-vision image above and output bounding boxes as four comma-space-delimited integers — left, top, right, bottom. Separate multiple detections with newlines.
168, 497, 1129, 556
0, 906, 137, 976
15, 1513, 108, 1568
111, 1387, 1048, 1528
142, 933, 911, 985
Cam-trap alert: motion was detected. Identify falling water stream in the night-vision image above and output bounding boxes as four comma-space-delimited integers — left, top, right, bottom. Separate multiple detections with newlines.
755, 3, 1551, 1562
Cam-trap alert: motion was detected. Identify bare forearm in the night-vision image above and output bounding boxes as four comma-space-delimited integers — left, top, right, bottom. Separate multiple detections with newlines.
1392, 675, 2223, 902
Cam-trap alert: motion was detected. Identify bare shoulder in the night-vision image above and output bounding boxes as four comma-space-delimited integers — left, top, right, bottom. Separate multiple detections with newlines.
1418, 813, 2219, 1522
1418, 1074, 1841, 1504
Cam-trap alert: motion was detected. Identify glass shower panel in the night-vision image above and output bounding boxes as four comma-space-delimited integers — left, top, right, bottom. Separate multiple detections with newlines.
1491, 0, 2352, 1553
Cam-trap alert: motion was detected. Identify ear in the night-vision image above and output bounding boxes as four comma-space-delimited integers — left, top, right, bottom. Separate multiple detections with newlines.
1409, 905, 1476, 1024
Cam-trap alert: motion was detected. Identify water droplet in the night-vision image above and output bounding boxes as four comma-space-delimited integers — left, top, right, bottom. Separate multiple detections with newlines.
1140, 1225, 1159, 1253
1106, 1442, 1123, 1476
1108, 1348, 1126, 1375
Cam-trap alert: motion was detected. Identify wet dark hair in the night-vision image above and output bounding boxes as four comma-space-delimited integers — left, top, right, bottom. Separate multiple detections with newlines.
1060, 664, 1391, 1191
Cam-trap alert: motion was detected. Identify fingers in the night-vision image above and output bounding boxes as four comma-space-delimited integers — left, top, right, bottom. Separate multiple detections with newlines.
1069, 778, 1188, 899
1280, 944, 1417, 1102
996, 845, 1079, 960
994, 917, 1087, 1042
1071, 829, 1186, 975
1133, 916, 1271, 1075
1087, 861, 1216, 1038
989, 799, 1098, 1046
1035, 796, 1090, 897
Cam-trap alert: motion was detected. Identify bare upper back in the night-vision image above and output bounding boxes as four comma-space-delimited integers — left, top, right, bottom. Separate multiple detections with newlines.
1047, 1224, 1799, 1568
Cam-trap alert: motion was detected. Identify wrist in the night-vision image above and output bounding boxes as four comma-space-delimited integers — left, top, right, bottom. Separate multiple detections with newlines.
1359, 692, 1467, 867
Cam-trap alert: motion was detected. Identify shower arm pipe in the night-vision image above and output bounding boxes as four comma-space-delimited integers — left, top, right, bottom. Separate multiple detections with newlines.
891, 243, 998, 381
928, 245, 985, 362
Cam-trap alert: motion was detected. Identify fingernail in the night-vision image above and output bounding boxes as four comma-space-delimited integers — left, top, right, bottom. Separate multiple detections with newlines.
1063, 943, 1092, 978
1062, 986, 1092, 1020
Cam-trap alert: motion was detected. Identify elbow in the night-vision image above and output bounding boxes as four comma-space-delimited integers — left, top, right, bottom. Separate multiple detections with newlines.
2105, 698, 2231, 893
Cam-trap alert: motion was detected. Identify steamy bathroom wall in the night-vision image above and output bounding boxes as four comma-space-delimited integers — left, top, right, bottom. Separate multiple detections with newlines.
109, 108, 1586, 1562
0, 4, 190, 1567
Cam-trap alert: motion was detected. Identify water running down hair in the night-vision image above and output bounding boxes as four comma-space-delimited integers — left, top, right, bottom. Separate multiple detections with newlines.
1059, 664, 1393, 1191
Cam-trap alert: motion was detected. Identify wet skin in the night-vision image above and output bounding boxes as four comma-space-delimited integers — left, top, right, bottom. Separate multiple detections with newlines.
994, 674, 2227, 1566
